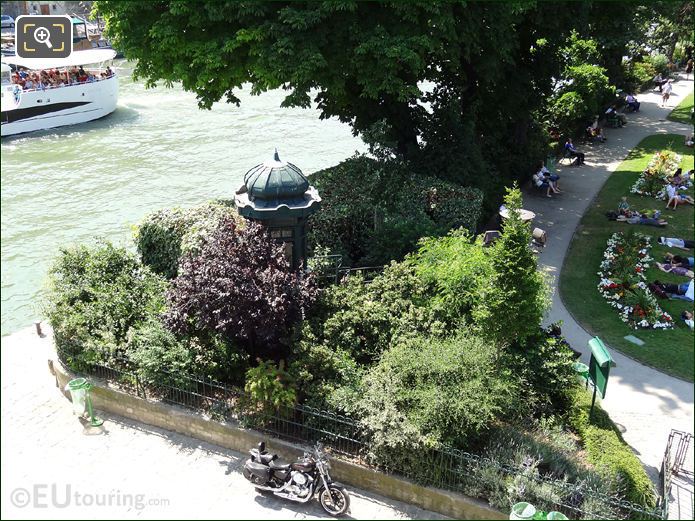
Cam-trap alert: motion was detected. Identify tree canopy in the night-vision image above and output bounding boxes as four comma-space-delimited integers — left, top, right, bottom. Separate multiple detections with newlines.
96, 0, 692, 206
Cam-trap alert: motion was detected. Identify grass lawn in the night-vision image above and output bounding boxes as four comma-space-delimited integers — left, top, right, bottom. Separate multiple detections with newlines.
560, 134, 694, 381
668, 91, 693, 125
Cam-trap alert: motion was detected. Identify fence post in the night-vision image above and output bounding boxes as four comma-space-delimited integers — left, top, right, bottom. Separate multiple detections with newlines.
137, 373, 146, 400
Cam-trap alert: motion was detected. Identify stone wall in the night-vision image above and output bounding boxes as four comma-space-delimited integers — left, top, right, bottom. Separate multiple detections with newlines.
50, 358, 504, 520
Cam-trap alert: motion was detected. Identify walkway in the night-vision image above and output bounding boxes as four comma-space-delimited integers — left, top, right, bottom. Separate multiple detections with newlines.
522, 75, 694, 488
0, 326, 446, 520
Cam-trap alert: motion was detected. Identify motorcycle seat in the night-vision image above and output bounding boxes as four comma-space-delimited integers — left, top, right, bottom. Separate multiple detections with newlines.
269, 459, 291, 471
258, 453, 276, 465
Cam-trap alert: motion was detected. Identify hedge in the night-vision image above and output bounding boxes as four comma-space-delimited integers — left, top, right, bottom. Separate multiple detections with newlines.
134, 200, 243, 278
567, 386, 657, 508
309, 154, 484, 266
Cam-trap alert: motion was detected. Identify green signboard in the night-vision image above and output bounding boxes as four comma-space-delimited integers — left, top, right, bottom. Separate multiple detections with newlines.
587, 337, 616, 398
587, 337, 616, 418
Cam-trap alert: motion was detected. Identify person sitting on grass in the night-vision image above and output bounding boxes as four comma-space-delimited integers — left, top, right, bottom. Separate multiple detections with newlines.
664, 253, 695, 269
686, 135, 694, 148
655, 262, 694, 278
564, 138, 585, 165
665, 183, 695, 210
668, 168, 693, 189
682, 311, 694, 330
617, 196, 631, 216
658, 237, 695, 249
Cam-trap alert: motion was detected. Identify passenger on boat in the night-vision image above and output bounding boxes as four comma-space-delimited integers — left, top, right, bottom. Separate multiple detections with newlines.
11, 66, 103, 90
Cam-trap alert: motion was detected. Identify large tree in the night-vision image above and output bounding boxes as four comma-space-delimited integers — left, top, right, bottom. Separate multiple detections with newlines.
98, 1, 450, 156
96, 1, 568, 159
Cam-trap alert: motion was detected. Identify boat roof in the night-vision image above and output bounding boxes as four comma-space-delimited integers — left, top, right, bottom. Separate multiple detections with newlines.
1, 49, 116, 69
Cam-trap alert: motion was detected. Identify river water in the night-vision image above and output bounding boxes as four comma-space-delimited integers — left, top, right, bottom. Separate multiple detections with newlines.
0, 61, 365, 336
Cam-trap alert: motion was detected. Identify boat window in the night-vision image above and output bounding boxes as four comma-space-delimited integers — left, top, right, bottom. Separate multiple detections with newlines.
73, 22, 88, 41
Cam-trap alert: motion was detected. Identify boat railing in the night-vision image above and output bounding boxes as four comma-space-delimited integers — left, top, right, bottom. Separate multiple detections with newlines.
13, 73, 115, 93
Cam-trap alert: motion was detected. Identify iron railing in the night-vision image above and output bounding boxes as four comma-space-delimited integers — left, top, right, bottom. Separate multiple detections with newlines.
56, 348, 665, 520
660, 429, 694, 519
309, 254, 385, 285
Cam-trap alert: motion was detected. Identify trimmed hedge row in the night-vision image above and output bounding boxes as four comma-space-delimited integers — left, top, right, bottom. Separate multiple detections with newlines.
308, 155, 484, 266
567, 387, 657, 508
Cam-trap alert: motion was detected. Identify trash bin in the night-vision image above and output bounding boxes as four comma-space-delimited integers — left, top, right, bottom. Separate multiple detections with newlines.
510, 502, 536, 520
546, 512, 569, 520
65, 377, 88, 416
65, 377, 103, 426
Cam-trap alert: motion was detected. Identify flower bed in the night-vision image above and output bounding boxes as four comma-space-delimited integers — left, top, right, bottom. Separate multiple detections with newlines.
597, 232, 673, 329
630, 150, 682, 199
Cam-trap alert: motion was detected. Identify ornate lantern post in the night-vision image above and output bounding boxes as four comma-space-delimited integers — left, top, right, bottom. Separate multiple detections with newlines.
234, 150, 321, 270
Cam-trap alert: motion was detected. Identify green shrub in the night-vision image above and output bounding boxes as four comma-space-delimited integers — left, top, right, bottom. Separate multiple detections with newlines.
126, 319, 195, 388
309, 154, 483, 266
291, 260, 445, 411
464, 422, 623, 518
567, 386, 657, 508
505, 332, 578, 415
302, 262, 445, 366
134, 200, 242, 278
45, 241, 166, 367
622, 60, 656, 92
484, 422, 591, 482
548, 91, 588, 136
412, 229, 490, 324
243, 360, 297, 420
288, 328, 362, 411
356, 332, 521, 472
472, 187, 550, 346
646, 53, 669, 76
548, 34, 616, 135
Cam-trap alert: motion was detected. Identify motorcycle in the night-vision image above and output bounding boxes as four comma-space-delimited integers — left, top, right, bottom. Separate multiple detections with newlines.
242, 441, 350, 516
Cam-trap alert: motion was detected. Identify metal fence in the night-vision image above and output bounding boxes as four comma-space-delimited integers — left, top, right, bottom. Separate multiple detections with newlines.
57, 348, 665, 520
309, 254, 385, 285
660, 429, 694, 519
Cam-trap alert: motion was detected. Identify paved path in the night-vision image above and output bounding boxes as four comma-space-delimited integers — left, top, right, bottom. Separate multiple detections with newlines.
668, 439, 693, 521
522, 74, 694, 487
1, 326, 446, 520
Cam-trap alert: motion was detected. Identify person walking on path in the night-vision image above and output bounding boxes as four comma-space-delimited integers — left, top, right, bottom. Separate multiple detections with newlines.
662, 79, 673, 107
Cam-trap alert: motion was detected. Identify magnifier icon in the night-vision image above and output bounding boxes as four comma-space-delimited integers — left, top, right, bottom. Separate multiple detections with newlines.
34, 26, 53, 49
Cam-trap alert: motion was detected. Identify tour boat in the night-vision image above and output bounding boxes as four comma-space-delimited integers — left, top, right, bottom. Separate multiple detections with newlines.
0, 48, 117, 137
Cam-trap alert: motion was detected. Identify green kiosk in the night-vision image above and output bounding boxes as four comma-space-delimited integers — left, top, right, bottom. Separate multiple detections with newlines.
587, 336, 616, 418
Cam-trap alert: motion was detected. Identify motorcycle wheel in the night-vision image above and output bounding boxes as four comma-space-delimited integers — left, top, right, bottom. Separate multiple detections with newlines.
318, 486, 350, 516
